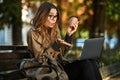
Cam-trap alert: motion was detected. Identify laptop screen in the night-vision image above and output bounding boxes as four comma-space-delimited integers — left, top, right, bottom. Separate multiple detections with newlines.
79, 38, 104, 60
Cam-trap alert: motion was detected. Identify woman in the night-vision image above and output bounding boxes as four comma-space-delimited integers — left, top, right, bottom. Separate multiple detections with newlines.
27, 2, 102, 80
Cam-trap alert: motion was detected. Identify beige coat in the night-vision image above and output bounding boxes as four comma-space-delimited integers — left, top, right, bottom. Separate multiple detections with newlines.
27, 27, 60, 61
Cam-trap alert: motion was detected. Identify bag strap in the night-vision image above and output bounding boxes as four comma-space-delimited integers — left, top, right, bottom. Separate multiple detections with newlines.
20, 63, 60, 80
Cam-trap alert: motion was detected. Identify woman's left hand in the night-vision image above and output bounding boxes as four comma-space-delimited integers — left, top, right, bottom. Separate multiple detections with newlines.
67, 17, 79, 36
57, 38, 73, 47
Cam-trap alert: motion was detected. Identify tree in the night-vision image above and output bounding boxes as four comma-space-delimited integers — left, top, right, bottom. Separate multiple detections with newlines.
106, 0, 120, 48
0, 0, 22, 45
89, 0, 106, 38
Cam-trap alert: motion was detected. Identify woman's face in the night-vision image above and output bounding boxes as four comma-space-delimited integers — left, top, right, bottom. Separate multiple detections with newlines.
44, 8, 58, 28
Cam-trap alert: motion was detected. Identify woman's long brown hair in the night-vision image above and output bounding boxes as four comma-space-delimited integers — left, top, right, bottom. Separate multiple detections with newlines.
31, 2, 61, 47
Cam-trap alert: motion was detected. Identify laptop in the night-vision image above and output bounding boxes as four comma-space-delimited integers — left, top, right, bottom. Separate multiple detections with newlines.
79, 37, 104, 61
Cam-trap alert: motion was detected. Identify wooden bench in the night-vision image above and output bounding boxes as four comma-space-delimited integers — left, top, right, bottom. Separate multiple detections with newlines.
100, 62, 120, 80
0, 45, 120, 79
0, 45, 31, 73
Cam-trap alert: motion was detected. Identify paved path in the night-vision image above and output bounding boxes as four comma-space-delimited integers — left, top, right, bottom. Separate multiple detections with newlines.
109, 75, 120, 80
104, 74, 120, 80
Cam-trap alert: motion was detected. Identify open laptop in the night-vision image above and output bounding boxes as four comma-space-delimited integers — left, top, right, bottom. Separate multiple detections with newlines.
79, 37, 104, 61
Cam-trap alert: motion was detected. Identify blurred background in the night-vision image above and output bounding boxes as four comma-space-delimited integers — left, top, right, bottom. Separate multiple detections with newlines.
0, 0, 120, 79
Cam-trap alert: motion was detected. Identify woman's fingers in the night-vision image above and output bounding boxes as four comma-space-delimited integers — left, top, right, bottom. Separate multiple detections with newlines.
57, 39, 73, 47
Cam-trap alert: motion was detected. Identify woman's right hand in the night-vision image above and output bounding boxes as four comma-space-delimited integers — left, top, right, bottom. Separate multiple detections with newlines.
67, 16, 79, 36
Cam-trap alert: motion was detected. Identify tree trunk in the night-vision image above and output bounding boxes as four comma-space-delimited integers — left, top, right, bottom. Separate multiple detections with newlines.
56, 0, 62, 32
90, 0, 106, 38
12, 20, 22, 45
12, 0, 22, 45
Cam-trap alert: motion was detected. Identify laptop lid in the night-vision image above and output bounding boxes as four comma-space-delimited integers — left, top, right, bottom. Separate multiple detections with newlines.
79, 38, 104, 60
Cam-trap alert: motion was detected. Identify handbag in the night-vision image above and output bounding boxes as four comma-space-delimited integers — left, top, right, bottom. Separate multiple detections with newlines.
19, 50, 69, 80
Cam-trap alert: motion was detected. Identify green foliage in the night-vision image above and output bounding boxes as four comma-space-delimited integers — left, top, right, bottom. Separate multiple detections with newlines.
79, 29, 89, 38
0, 0, 22, 28
106, 0, 120, 21
101, 50, 120, 66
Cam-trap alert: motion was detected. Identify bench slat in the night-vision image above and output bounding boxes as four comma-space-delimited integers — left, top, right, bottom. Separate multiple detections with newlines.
0, 45, 32, 73
0, 60, 21, 72
0, 45, 28, 50
0, 53, 31, 60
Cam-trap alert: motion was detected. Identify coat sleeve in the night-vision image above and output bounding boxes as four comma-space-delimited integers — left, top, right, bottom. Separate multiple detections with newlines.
52, 33, 73, 56
64, 33, 72, 44
61, 33, 73, 55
